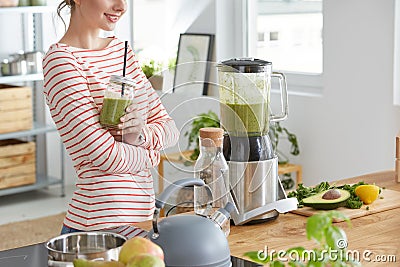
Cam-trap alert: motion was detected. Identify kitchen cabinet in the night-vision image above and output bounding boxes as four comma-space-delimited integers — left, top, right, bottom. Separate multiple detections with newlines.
0, 6, 65, 197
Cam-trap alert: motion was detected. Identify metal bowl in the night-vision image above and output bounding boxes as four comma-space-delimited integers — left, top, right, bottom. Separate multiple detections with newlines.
46, 232, 126, 264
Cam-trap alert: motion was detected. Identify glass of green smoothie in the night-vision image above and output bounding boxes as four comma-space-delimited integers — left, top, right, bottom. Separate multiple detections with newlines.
99, 75, 136, 129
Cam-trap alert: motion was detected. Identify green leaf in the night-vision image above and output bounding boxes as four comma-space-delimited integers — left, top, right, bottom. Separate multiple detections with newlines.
306, 261, 324, 267
270, 261, 285, 267
324, 226, 347, 250
306, 213, 331, 243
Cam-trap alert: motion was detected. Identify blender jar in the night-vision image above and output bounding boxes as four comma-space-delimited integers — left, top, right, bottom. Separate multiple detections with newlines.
217, 58, 288, 137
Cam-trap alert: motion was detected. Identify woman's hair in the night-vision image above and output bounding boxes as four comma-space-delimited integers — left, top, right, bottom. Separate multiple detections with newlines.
57, 0, 76, 30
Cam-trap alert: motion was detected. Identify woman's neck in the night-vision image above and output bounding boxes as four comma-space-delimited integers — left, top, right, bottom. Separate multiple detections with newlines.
59, 19, 105, 49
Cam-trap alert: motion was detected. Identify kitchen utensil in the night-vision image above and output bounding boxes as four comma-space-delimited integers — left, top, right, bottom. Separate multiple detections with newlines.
10, 59, 27, 75
149, 178, 234, 267
217, 58, 297, 225
1, 58, 28, 76
46, 231, 126, 266
1, 59, 11, 76
0, 242, 263, 267
24, 51, 43, 74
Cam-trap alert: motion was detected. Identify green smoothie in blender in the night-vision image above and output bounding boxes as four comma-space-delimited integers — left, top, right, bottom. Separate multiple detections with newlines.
220, 102, 268, 136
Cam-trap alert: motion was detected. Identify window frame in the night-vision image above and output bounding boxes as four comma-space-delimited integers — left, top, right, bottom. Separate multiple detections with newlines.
245, 0, 324, 97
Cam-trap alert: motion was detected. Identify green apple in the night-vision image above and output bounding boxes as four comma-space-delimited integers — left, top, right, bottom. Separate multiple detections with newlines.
126, 253, 165, 267
73, 258, 125, 267
119, 237, 164, 264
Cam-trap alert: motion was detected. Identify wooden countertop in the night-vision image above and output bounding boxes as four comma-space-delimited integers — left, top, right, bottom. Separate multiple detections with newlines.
136, 170, 399, 266
228, 170, 400, 266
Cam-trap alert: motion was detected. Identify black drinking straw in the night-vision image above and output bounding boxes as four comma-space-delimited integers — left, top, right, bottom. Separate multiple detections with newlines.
121, 40, 129, 96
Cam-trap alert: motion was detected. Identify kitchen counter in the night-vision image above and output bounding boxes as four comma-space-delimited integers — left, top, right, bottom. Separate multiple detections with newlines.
227, 170, 400, 265
136, 170, 400, 265
1, 171, 397, 266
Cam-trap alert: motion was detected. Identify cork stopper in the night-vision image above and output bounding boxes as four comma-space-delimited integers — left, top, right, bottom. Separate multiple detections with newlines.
199, 127, 224, 147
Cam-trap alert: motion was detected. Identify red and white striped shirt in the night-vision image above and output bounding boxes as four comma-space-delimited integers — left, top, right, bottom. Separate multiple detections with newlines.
43, 37, 179, 232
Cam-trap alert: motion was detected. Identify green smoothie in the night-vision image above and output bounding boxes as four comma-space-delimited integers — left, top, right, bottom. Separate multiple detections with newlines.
220, 102, 269, 136
99, 97, 132, 128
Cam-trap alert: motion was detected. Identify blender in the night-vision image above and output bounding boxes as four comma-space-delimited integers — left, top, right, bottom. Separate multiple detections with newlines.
217, 58, 298, 225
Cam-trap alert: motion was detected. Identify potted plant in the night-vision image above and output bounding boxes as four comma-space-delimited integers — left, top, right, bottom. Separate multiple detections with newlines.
269, 121, 300, 190
142, 60, 164, 90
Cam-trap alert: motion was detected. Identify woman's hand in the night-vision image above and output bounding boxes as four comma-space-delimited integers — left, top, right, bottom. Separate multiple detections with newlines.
109, 103, 145, 145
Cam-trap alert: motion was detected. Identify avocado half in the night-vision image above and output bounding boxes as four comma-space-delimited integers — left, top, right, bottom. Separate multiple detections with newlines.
303, 189, 350, 210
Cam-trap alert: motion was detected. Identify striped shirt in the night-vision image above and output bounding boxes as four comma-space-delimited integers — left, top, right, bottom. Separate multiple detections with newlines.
43, 37, 179, 233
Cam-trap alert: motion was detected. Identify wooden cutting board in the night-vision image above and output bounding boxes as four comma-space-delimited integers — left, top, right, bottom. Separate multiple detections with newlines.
291, 189, 400, 222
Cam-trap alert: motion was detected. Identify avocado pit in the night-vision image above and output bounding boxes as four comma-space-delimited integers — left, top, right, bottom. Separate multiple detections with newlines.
322, 189, 341, 200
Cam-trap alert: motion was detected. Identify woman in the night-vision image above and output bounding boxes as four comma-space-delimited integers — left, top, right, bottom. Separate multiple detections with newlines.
43, 0, 179, 238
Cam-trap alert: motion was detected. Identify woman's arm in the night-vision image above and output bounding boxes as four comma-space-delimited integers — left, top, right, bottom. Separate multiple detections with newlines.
43, 48, 160, 174
123, 50, 180, 151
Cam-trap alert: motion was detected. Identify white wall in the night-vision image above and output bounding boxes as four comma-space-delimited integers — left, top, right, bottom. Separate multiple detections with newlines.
163, 0, 400, 186
280, 0, 400, 184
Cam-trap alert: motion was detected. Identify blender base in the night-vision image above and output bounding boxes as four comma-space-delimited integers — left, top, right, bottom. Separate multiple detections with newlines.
242, 210, 279, 225
230, 210, 279, 225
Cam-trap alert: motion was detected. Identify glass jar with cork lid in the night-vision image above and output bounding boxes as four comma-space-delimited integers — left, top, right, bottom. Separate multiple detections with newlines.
193, 127, 231, 236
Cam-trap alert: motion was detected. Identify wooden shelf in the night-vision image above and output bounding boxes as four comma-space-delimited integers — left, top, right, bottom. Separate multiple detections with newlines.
0, 175, 63, 197
0, 122, 56, 141
0, 6, 64, 197
0, 73, 43, 84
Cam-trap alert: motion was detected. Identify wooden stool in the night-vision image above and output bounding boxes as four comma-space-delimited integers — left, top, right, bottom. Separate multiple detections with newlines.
278, 163, 303, 187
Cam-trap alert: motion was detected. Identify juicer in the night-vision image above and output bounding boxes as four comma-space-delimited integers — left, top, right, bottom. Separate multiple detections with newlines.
217, 58, 298, 225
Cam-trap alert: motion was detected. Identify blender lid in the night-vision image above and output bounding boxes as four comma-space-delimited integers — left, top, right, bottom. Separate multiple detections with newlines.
218, 57, 271, 73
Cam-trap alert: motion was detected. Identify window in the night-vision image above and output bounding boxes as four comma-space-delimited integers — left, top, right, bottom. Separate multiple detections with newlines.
252, 0, 323, 74
248, 0, 323, 95
132, 0, 174, 66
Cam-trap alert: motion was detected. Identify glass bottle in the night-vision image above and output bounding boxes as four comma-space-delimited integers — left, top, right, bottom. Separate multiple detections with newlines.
194, 127, 231, 236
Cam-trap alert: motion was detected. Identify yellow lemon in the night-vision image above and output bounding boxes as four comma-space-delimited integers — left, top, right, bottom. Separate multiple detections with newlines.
355, 185, 380, 205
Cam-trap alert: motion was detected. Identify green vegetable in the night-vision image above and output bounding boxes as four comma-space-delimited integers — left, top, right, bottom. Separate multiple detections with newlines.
302, 189, 351, 210
244, 211, 360, 266
337, 182, 365, 209
287, 182, 330, 207
288, 181, 367, 209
